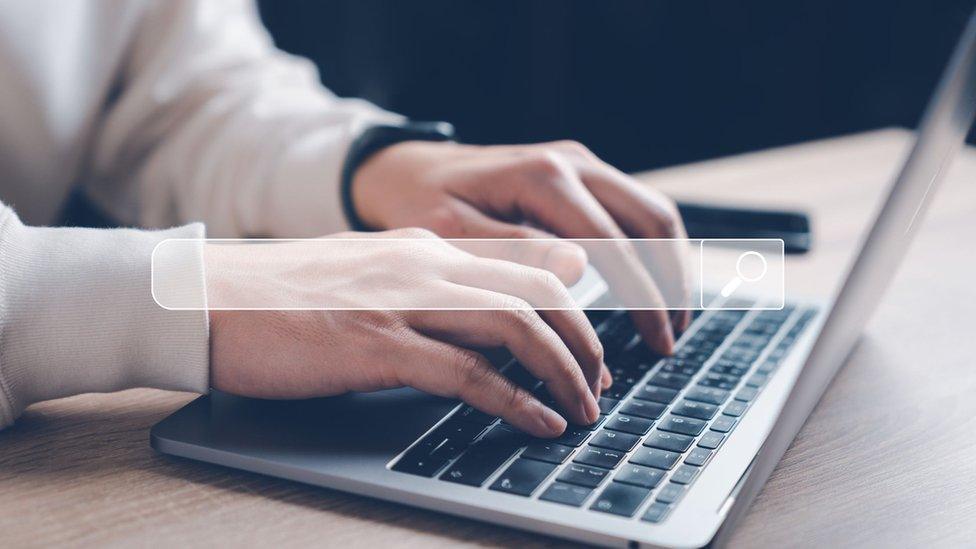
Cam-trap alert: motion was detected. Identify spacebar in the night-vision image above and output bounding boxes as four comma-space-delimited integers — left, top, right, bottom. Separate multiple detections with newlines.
440, 426, 525, 486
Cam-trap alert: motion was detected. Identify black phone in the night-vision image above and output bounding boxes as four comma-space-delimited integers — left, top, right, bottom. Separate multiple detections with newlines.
676, 201, 812, 254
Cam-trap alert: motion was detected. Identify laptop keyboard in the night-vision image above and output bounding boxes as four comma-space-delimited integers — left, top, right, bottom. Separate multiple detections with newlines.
392, 299, 818, 524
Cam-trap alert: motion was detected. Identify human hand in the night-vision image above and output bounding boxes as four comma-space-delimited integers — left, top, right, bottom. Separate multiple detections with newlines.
206, 229, 609, 437
350, 140, 691, 355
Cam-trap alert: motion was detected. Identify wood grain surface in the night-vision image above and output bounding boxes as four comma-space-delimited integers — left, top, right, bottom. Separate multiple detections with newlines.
2, 129, 974, 548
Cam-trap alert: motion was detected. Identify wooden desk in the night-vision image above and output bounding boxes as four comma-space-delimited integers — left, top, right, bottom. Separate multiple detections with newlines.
2, 129, 975, 547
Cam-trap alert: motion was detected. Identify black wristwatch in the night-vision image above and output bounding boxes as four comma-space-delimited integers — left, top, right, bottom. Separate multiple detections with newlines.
340, 121, 456, 230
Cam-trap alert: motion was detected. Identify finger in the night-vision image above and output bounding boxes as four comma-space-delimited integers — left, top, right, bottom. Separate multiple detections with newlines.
601, 366, 613, 389
506, 142, 692, 334
497, 154, 675, 354
409, 293, 600, 425
672, 309, 692, 334
569, 158, 693, 317
448, 259, 606, 397
396, 336, 567, 437
442, 200, 588, 285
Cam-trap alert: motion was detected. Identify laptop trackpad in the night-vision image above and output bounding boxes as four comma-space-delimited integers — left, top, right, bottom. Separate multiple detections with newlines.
152, 389, 459, 462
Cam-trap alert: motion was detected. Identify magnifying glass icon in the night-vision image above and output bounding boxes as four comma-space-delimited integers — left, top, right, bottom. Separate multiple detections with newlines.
720, 251, 768, 297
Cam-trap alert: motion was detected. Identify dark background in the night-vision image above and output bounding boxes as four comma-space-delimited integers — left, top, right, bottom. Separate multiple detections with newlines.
258, 0, 975, 173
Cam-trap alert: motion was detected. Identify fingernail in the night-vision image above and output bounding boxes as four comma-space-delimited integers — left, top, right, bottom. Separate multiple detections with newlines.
538, 404, 567, 435
579, 397, 600, 425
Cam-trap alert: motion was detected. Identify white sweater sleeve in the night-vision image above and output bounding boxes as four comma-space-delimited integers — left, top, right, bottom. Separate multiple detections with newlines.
0, 204, 209, 428
84, 0, 401, 238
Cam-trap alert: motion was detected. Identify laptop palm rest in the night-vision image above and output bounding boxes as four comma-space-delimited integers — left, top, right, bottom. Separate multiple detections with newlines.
151, 389, 457, 471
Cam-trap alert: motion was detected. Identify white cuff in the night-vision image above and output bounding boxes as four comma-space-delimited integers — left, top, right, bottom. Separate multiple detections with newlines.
0, 207, 209, 427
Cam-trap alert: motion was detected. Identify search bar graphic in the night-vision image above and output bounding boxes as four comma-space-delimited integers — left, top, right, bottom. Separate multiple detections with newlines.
151, 238, 785, 311
700, 239, 785, 310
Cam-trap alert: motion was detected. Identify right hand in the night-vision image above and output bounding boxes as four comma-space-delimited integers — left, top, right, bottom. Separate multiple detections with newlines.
206, 228, 610, 438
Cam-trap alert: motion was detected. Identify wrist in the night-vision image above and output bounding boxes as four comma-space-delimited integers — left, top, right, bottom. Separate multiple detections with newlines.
351, 140, 463, 230
340, 121, 456, 231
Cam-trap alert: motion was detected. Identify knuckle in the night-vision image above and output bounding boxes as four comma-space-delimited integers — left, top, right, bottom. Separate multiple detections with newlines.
524, 150, 570, 182
535, 268, 564, 293
553, 139, 591, 157
453, 350, 490, 394
657, 207, 681, 237
503, 383, 527, 413
582, 329, 605, 367
528, 267, 569, 306
424, 206, 463, 235
496, 303, 536, 331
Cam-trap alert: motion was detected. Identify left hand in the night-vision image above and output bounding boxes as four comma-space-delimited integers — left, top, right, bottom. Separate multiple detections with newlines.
351, 140, 691, 355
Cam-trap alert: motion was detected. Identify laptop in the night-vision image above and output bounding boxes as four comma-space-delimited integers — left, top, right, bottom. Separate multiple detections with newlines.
150, 10, 976, 547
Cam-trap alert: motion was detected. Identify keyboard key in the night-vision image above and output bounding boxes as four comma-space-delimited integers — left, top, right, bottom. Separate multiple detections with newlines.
633, 384, 679, 404
684, 386, 730, 405
644, 431, 694, 453
490, 458, 557, 496
574, 446, 626, 469
610, 367, 641, 388
590, 430, 640, 452
429, 420, 491, 460
684, 447, 713, 467
671, 400, 719, 421
604, 414, 654, 436
655, 483, 686, 504
539, 482, 593, 507
598, 314, 639, 352
670, 464, 700, 485
452, 405, 497, 425
735, 387, 759, 402
392, 451, 449, 477
578, 416, 606, 431
614, 464, 665, 489
521, 442, 574, 464
647, 372, 692, 390
629, 447, 681, 470
558, 463, 610, 488
723, 400, 748, 417
619, 400, 667, 420
697, 431, 726, 449
590, 483, 651, 517
598, 397, 620, 415
440, 425, 525, 486
658, 415, 707, 436
659, 360, 700, 377
602, 385, 632, 400
746, 373, 769, 387
698, 373, 738, 390
554, 425, 591, 447
642, 502, 672, 523
710, 416, 738, 433
393, 420, 486, 477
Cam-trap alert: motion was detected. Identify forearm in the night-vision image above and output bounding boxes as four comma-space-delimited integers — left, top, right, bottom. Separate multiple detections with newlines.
87, 0, 400, 238
0, 205, 209, 428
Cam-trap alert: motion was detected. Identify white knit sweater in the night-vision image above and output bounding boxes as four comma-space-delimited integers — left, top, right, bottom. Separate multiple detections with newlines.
0, 0, 397, 427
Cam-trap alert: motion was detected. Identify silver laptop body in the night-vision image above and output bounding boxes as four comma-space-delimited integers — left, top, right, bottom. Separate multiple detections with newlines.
151, 11, 976, 548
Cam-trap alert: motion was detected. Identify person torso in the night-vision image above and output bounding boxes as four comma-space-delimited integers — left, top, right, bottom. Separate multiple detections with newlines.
0, 0, 143, 224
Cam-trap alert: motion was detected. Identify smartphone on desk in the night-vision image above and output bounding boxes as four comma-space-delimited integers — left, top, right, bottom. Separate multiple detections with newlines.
676, 201, 812, 254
